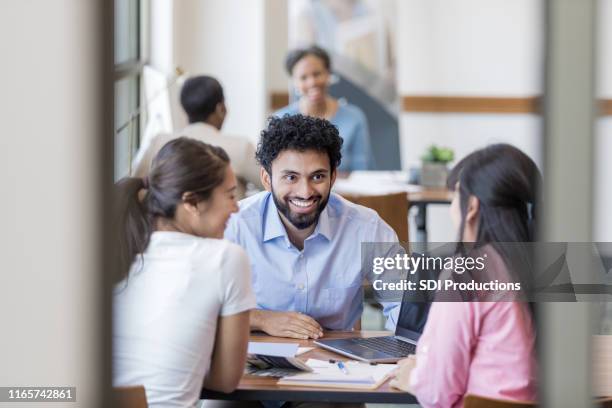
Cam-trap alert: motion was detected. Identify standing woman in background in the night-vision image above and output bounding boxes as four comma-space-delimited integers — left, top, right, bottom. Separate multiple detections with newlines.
275, 45, 373, 172
112, 138, 256, 407
391, 144, 540, 407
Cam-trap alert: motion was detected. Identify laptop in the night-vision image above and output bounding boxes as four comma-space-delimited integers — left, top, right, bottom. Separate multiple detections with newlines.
314, 296, 430, 363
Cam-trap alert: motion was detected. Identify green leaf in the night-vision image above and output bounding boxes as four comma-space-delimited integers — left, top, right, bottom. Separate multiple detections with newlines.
421, 145, 454, 163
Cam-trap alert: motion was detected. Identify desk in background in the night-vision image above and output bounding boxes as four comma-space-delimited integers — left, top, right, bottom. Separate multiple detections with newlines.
201, 331, 417, 404
408, 187, 453, 242
334, 171, 453, 242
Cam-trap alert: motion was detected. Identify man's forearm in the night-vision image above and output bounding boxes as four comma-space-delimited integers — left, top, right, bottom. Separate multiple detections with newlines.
249, 309, 267, 331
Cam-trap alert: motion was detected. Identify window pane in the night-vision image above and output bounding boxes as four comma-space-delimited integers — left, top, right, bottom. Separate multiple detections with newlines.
114, 0, 139, 64
114, 76, 139, 180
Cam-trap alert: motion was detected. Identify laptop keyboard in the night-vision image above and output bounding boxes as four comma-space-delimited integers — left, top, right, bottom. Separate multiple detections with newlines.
348, 336, 416, 358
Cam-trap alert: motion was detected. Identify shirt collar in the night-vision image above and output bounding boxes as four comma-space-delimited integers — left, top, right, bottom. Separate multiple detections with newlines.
184, 122, 220, 135
262, 193, 333, 245
312, 206, 332, 241
263, 194, 288, 243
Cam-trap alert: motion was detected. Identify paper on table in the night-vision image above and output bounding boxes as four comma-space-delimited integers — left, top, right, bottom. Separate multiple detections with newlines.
305, 358, 396, 379
247, 342, 298, 357
296, 347, 314, 356
349, 171, 410, 183
333, 171, 422, 196
278, 358, 397, 389
247, 342, 312, 372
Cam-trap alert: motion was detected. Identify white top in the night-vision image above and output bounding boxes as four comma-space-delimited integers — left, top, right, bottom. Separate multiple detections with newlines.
132, 123, 262, 198
113, 232, 256, 408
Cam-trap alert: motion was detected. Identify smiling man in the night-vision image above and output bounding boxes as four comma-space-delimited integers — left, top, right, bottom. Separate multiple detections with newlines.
224, 114, 399, 339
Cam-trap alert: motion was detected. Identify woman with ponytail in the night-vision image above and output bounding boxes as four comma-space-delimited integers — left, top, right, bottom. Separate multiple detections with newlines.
390, 144, 540, 407
112, 137, 256, 407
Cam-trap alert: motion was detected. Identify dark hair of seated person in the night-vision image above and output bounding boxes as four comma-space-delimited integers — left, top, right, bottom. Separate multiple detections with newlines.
447, 143, 542, 310
112, 137, 230, 284
285, 45, 332, 75
180, 75, 224, 124
447, 143, 540, 245
256, 114, 343, 174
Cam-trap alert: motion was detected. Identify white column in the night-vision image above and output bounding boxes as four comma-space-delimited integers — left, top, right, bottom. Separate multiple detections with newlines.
541, 0, 597, 407
0, 0, 105, 406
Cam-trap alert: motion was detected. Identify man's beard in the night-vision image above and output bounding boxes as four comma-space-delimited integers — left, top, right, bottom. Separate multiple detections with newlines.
271, 186, 331, 230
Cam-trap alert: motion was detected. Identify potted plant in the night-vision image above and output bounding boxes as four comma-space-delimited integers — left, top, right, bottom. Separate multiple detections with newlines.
420, 145, 454, 187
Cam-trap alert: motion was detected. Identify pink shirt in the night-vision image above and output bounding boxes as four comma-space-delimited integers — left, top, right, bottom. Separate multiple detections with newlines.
409, 301, 537, 408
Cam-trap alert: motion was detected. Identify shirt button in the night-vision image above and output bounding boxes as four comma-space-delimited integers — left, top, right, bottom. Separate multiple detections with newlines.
297, 283, 305, 290
298, 253, 304, 259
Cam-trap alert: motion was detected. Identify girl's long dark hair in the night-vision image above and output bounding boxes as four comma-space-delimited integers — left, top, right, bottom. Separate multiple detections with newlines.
448, 143, 540, 244
447, 143, 541, 305
112, 137, 229, 284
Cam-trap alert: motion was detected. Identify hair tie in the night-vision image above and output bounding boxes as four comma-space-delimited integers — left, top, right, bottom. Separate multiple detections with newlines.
526, 202, 533, 219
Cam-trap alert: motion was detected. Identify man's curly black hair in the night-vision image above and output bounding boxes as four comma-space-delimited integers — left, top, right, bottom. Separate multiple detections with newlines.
256, 114, 343, 173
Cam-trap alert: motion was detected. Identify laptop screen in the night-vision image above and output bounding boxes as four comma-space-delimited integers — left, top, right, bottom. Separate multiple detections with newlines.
395, 297, 430, 342
394, 250, 437, 342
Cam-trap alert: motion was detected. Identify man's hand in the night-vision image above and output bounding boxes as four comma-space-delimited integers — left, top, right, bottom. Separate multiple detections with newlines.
251, 310, 323, 339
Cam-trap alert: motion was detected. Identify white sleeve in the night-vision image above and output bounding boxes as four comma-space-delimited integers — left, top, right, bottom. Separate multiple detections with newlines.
240, 140, 263, 189
218, 243, 257, 316
132, 132, 170, 177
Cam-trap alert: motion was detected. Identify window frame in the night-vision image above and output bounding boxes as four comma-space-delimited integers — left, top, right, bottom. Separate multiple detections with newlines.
114, 0, 149, 177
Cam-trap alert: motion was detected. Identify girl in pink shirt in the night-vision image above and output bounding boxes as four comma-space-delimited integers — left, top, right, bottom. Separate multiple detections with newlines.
391, 144, 540, 407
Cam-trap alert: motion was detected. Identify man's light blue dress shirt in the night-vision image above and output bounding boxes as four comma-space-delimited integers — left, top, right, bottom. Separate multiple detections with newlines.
224, 191, 400, 331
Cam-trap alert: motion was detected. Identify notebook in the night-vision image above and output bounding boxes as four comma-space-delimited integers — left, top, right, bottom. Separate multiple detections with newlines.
247, 342, 312, 372
277, 358, 397, 390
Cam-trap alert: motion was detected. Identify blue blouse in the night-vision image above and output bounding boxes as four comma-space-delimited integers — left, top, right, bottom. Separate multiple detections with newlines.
274, 101, 373, 171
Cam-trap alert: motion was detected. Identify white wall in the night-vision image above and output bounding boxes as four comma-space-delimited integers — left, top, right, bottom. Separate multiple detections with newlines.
265, 0, 290, 110
397, 0, 543, 96
0, 0, 102, 405
173, 0, 267, 144
150, 0, 283, 141
595, 0, 612, 242
149, 0, 174, 74
397, 0, 544, 241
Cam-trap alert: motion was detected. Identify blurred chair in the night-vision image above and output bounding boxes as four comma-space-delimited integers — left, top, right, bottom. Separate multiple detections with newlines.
463, 395, 536, 408
114, 385, 147, 408
341, 192, 409, 311
340, 192, 409, 242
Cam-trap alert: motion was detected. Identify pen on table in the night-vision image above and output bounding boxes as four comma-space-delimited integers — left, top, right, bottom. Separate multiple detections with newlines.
336, 361, 350, 375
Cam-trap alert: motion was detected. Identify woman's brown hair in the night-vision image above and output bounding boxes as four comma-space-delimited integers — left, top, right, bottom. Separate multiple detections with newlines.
112, 137, 230, 284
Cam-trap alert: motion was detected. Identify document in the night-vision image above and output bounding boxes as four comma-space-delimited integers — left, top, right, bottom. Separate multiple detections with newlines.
278, 358, 397, 390
248, 342, 298, 357
246, 342, 312, 374
333, 171, 422, 196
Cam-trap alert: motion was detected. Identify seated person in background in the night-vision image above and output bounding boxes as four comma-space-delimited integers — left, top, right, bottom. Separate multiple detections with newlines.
275, 45, 373, 172
225, 114, 399, 339
113, 138, 256, 407
133, 75, 262, 199
390, 144, 539, 407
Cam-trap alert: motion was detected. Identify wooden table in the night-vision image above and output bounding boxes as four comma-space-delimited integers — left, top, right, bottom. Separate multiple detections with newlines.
407, 187, 454, 205
201, 331, 417, 404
